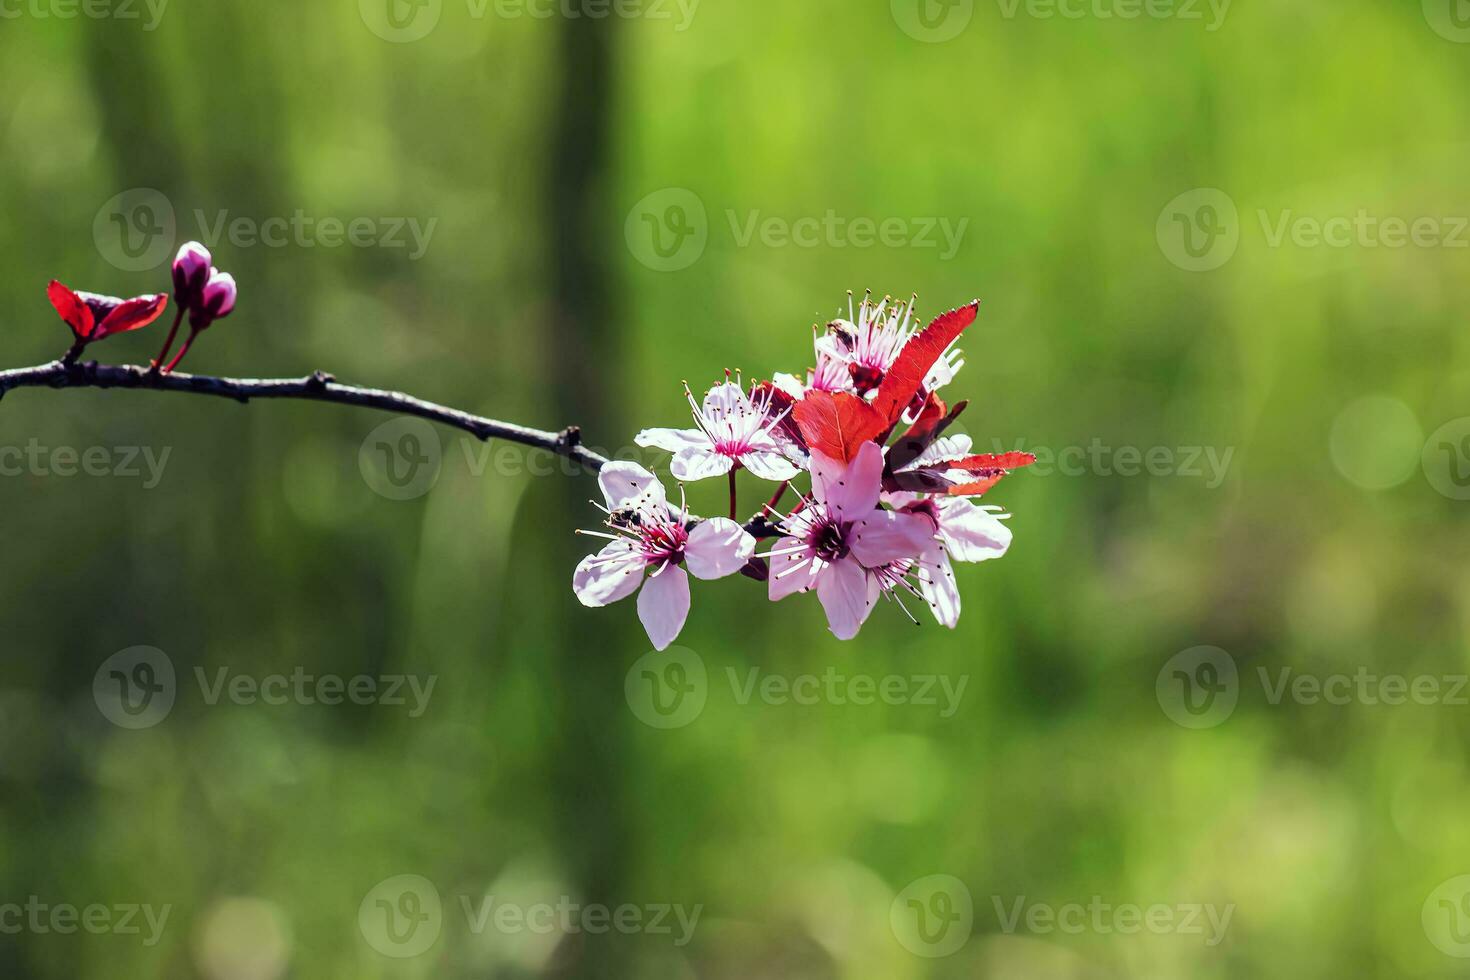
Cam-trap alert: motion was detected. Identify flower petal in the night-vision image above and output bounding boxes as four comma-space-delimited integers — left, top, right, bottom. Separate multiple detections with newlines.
811, 441, 884, 520
916, 549, 961, 628
939, 499, 1013, 563
768, 542, 818, 601
849, 509, 934, 568
635, 427, 709, 454
598, 461, 668, 517
47, 281, 94, 339
684, 518, 755, 580
638, 562, 690, 651
701, 381, 749, 424
573, 541, 646, 607
740, 450, 800, 482
671, 445, 734, 482
94, 294, 168, 340
815, 555, 879, 641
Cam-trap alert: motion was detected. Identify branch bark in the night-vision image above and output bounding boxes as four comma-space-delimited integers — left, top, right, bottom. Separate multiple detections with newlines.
0, 357, 611, 472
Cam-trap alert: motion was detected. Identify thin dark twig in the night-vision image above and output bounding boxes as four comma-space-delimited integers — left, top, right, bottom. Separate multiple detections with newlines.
0, 357, 611, 472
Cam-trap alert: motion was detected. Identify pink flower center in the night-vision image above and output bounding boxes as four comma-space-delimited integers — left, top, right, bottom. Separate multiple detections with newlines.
808, 515, 852, 563
638, 519, 688, 567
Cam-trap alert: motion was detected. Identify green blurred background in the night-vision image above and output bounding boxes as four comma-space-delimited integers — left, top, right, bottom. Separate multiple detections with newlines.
2, 0, 1469, 977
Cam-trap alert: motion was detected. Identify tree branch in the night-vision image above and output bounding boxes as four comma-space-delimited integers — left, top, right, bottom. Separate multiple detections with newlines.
0, 357, 612, 472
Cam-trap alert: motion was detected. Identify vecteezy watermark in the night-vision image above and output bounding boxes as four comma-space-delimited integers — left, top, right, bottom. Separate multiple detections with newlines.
1257, 210, 1470, 251
891, 0, 975, 42
0, 898, 171, 946
92, 189, 436, 270
624, 188, 969, 272
993, 0, 1230, 31
93, 648, 436, 729
357, 419, 668, 501
195, 666, 436, 717
1157, 647, 1470, 730
192, 210, 436, 260
94, 188, 177, 273
890, 875, 974, 958
893, 0, 1227, 42
0, 441, 171, 488
1156, 188, 1240, 272
1424, 875, 1470, 957
990, 439, 1234, 488
357, 875, 700, 958
360, 417, 443, 500
1423, 0, 1470, 43
359, 0, 698, 43
1423, 417, 1470, 501
991, 896, 1233, 946
1159, 188, 1470, 271
623, 648, 968, 729
93, 646, 177, 730
1156, 646, 1239, 729
726, 211, 968, 262
360, 875, 443, 958
0, 0, 168, 30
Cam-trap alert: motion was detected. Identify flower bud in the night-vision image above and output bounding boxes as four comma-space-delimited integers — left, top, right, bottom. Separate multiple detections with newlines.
171, 241, 212, 308
190, 269, 237, 330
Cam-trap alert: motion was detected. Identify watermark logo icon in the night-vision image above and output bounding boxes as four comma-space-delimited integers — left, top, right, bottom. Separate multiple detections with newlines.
1423, 417, 1470, 500
625, 189, 708, 272
359, 417, 442, 500
93, 188, 176, 272
1424, 0, 1470, 42
1156, 646, 1238, 729
890, 875, 973, 958
624, 647, 707, 729
93, 646, 176, 729
1424, 875, 1470, 956
359, 875, 443, 958
360, 0, 442, 41
1157, 188, 1239, 271
891, 0, 974, 42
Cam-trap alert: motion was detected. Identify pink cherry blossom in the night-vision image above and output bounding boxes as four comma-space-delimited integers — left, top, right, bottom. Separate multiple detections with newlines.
573, 461, 755, 650
636, 380, 800, 483
764, 442, 932, 639
887, 490, 1013, 627
826, 292, 964, 400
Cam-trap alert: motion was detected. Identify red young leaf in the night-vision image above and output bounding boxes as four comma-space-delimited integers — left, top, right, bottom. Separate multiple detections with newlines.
792, 390, 884, 463
870, 300, 979, 425
47, 280, 94, 339
93, 293, 168, 340
948, 452, 1037, 472
947, 473, 1005, 497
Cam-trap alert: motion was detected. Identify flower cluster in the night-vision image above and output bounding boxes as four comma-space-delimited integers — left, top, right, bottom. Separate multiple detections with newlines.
575, 292, 1035, 648
46, 241, 237, 372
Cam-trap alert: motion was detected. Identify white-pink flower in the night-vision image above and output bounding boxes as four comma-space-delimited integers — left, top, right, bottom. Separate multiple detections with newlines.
827, 292, 964, 399
773, 332, 853, 398
637, 381, 801, 482
887, 491, 1013, 628
765, 442, 932, 640
573, 462, 755, 650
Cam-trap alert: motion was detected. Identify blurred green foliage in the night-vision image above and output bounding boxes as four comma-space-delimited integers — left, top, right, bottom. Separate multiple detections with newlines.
1, 2, 1468, 978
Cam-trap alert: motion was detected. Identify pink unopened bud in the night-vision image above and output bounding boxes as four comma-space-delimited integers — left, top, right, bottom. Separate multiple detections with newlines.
171, 241, 212, 307
190, 269, 237, 330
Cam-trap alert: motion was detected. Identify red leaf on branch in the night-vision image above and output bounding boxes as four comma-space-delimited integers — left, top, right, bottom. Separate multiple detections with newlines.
47, 281, 168, 343
92, 293, 168, 340
947, 474, 1006, 497
48, 280, 95, 340
792, 390, 884, 462
948, 452, 1037, 472
869, 300, 978, 425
